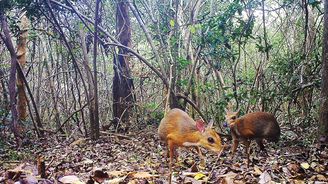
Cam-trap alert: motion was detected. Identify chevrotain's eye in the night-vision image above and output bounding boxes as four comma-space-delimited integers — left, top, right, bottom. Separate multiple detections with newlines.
208, 137, 215, 144
231, 116, 236, 120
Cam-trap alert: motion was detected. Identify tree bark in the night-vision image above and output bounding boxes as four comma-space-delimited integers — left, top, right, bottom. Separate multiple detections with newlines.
0, 12, 22, 146
91, 0, 101, 140
16, 15, 29, 121
0, 69, 8, 109
113, 0, 135, 132
79, 29, 94, 137
319, 0, 328, 143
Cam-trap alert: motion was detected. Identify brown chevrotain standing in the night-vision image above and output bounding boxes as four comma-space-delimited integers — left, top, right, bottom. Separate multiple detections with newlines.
225, 110, 280, 167
158, 108, 223, 176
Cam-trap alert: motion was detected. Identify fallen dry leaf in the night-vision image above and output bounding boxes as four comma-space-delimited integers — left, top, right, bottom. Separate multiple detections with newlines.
253, 165, 263, 176
194, 173, 206, 180
127, 171, 158, 179
259, 171, 272, 184
300, 162, 310, 170
309, 174, 328, 181
70, 138, 87, 147
58, 175, 84, 184
287, 163, 302, 174
218, 171, 237, 184
107, 170, 127, 178
105, 176, 126, 184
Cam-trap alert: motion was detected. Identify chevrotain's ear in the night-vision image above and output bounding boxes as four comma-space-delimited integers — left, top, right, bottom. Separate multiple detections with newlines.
196, 119, 206, 132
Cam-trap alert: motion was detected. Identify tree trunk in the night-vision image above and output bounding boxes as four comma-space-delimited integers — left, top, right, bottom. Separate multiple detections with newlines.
0, 69, 8, 109
45, 53, 63, 134
79, 29, 94, 137
91, 0, 101, 140
319, 0, 328, 143
0, 12, 22, 146
16, 15, 29, 121
113, 0, 135, 132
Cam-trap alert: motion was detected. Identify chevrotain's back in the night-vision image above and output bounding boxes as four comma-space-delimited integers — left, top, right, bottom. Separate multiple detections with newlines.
158, 108, 197, 142
227, 111, 280, 142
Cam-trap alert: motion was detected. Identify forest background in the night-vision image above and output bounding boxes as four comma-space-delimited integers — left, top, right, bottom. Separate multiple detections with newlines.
0, 0, 328, 182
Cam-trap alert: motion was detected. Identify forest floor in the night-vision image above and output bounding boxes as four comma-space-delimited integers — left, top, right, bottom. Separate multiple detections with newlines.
0, 126, 327, 184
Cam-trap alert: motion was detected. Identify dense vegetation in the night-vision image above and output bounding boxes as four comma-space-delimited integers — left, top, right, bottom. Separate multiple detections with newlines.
0, 0, 327, 182
1, 0, 325, 140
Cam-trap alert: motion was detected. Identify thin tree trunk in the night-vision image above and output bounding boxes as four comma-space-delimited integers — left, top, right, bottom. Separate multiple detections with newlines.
16, 15, 29, 121
319, 0, 328, 143
91, 0, 101, 140
45, 53, 63, 133
79, 29, 93, 137
0, 12, 22, 146
0, 69, 8, 109
45, 0, 92, 137
113, 0, 135, 132
129, 2, 166, 79
261, 0, 269, 111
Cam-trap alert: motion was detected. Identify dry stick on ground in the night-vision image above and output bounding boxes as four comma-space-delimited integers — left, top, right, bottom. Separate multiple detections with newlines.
45, 156, 54, 171
100, 131, 133, 140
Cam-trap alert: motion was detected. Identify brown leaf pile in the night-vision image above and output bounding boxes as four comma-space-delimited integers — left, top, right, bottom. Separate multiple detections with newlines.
0, 127, 327, 183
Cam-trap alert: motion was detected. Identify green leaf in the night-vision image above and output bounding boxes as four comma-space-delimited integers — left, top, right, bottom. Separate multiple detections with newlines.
189, 25, 196, 34
169, 19, 175, 27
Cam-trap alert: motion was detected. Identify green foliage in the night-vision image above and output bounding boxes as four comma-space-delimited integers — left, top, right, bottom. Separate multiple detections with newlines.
148, 2, 173, 43
177, 79, 188, 87
200, 0, 256, 61
145, 102, 158, 110
169, 19, 175, 27
309, 0, 321, 9
255, 35, 273, 53
142, 103, 164, 125
0, 0, 42, 19
177, 57, 191, 70
148, 111, 164, 125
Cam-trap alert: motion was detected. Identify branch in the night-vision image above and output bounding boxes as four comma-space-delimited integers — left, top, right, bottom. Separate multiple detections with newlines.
292, 81, 320, 93
128, 2, 166, 79
104, 42, 169, 87
176, 93, 208, 123
55, 101, 91, 134
50, 0, 169, 88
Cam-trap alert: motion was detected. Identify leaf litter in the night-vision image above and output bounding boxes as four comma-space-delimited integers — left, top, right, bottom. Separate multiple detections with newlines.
0, 126, 327, 183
